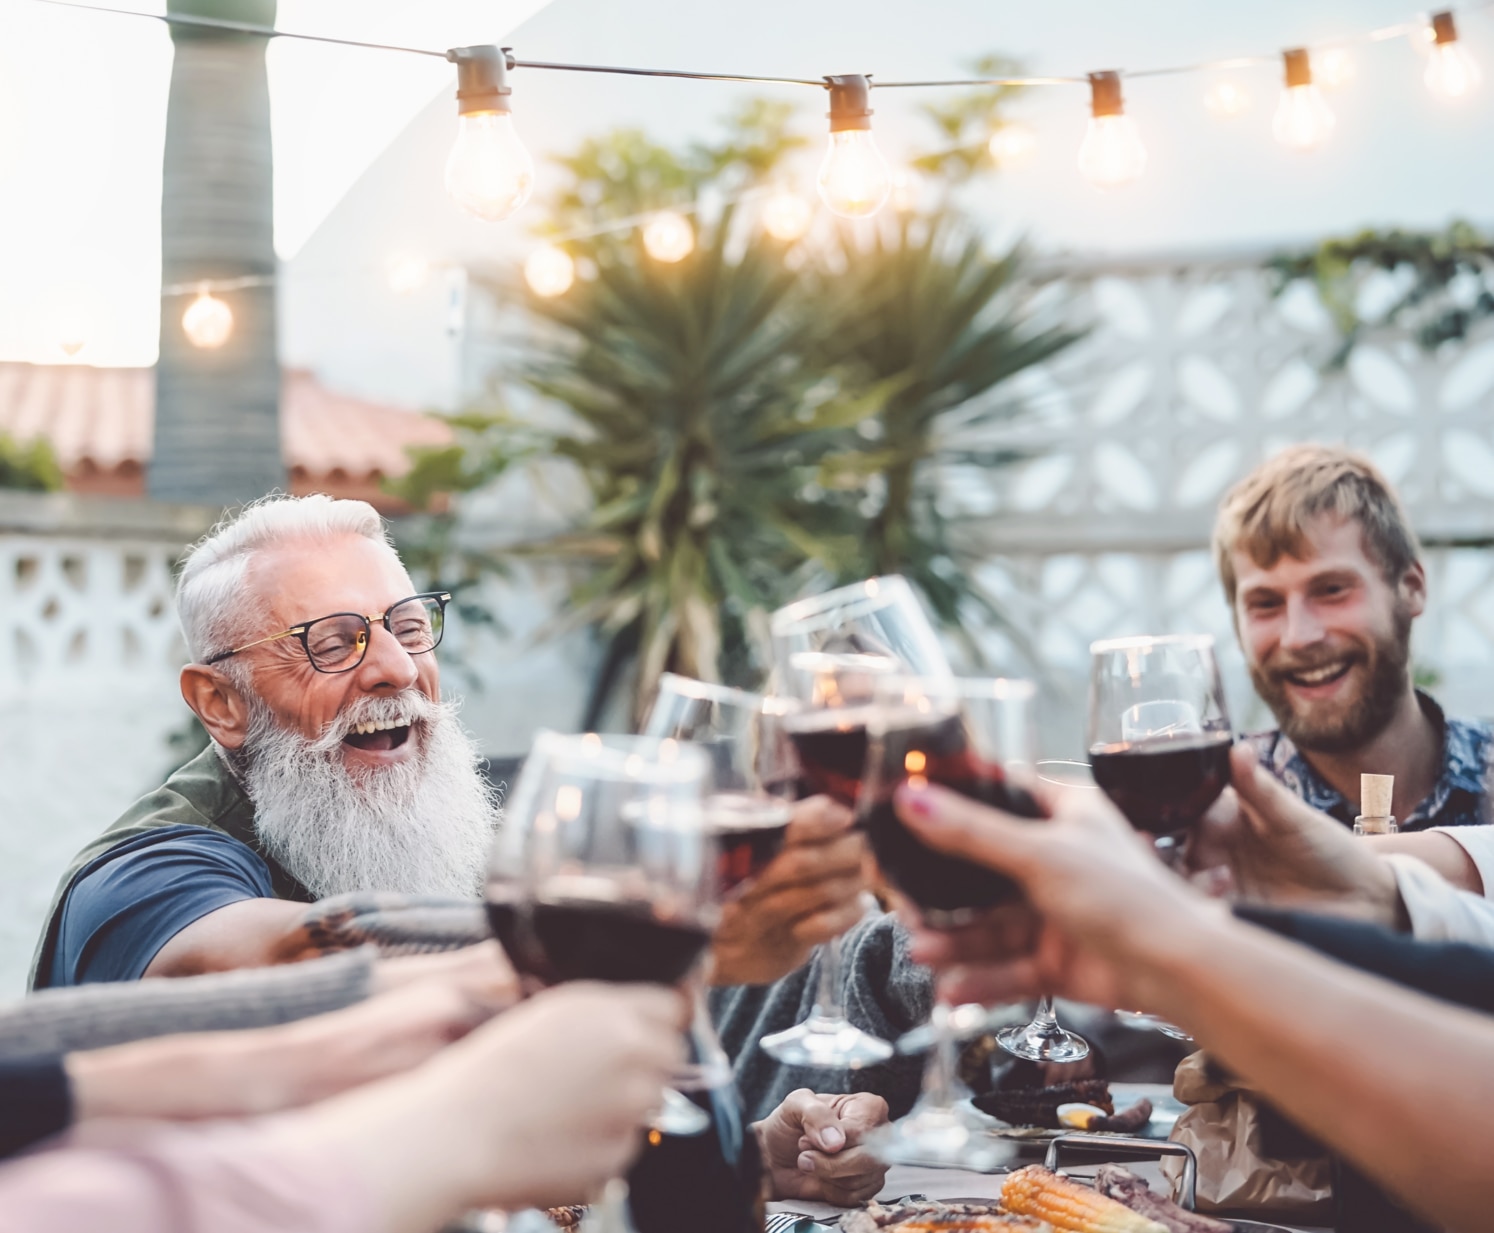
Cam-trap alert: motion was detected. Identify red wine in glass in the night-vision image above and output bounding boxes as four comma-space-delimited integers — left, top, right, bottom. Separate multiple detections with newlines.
486, 885, 710, 986
862, 708, 1042, 923
705, 793, 792, 895
782, 705, 874, 806
1089, 731, 1233, 836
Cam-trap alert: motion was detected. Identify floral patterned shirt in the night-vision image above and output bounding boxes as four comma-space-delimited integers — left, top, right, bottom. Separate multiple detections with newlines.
1242, 691, 1493, 831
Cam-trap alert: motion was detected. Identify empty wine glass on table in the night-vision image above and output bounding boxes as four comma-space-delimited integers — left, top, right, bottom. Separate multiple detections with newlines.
1087, 634, 1233, 1040
485, 732, 724, 1204
859, 674, 1085, 1168
641, 673, 800, 1099
760, 575, 954, 1070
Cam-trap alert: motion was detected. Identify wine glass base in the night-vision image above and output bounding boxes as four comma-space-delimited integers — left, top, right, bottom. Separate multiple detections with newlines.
1114, 1010, 1194, 1042
759, 1015, 894, 1069
995, 1020, 1091, 1064
866, 1102, 1014, 1172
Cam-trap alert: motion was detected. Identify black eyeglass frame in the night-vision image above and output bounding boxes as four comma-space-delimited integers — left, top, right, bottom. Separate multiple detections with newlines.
203, 591, 452, 674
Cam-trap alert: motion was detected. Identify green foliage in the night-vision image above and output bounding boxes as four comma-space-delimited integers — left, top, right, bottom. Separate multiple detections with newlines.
1270, 221, 1494, 364
547, 98, 807, 241
911, 55, 1029, 185
400, 80, 1074, 719
0, 432, 64, 493
810, 213, 1083, 654
512, 208, 881, 716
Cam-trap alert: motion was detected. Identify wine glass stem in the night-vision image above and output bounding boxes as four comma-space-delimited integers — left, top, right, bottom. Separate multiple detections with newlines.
811, 934, 848, 1021
1031, 995, 1060, 1033
923, 1004, 957, 1109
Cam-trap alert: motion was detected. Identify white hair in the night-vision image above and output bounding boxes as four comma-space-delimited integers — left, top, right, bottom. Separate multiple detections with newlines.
177, 494, 396, 665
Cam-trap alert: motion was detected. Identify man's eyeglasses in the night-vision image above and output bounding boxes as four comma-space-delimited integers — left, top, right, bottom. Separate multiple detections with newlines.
205, 592, 451, 674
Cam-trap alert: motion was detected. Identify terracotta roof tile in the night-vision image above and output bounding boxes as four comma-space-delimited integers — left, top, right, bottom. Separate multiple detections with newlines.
0, 362, 453, 512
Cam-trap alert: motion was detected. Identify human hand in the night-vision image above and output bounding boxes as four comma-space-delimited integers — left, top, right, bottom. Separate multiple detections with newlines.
708, 796, 868, 986
755, 1088, 891, 1207
896, 778, 1220, 1013
431, 983, 688, 1210
1185, 744, 1405, 929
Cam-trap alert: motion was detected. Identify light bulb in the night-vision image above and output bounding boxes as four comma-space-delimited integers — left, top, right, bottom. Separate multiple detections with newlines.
387, 253, 429, 295
56, 306, 90, 357
1204, 79, 1252, 117
1077, 72, 1146, 189
642, 212, 694, 263
1426, 12, 1482, 99
524, 245, 575, 297
182, 289, 233, 349
889, 168, 921, 213
444, 46, 534, 222
446, 113, 534, 222
761, 190, 813, 241
1273, 49, 1335, 149
988, 121, 1037, 167
1313, 47, 1356, 89
817, 74, 891, 218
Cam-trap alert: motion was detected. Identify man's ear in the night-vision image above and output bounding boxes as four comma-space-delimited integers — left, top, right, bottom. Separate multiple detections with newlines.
180, 664, 252, 750
1400, 559, 1429, 619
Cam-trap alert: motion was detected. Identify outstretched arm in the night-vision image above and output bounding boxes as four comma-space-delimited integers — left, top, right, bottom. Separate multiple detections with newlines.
898, 779, 1494, 1233
145, 893, 491, 978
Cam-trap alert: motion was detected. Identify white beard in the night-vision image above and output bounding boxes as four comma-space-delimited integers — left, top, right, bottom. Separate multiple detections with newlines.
235, 689, 498, 900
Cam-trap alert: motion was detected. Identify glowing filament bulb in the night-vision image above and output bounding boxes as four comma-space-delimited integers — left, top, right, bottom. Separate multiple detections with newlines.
387, 253, 429, 295
1077, 71, 1146, 189
761, 190, 813, 241
817, 74, 891, 218
1313, 47, 1355, 90
1426, 11, 1481, 100
988, 121, 1037, 167
1204, 79, 1252, 117
1273, 49, 1335, 149
642, 212, 694, 263
182, 288, 233, 349
524, 245, 575, 297
444, 46, 534, 222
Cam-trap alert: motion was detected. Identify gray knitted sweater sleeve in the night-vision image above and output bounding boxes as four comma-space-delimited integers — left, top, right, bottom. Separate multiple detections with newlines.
708, 912, 933, 1123
0, 949, 376, 1061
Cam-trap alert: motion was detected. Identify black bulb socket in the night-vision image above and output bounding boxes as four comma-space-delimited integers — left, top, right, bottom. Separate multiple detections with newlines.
825, 74, 874, 133
448, 45, 515, 116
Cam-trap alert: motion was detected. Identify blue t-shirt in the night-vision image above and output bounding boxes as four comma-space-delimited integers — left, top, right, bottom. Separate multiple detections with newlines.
47, 825, 275, 987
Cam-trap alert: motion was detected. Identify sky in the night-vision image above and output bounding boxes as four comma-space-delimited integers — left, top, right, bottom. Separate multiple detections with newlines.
1, 0, 1492, 369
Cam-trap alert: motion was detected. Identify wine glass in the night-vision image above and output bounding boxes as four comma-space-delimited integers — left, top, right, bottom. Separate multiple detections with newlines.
760, 575, 953, 1069
486, 730, 717, 1154
641, 673, 799, 1096
859, 674, 1084, 1168
1088, 634, 1231, 1040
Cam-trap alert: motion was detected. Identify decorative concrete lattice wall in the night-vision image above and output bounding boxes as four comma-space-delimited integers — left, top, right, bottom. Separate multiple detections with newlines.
951, 253, 1494, 749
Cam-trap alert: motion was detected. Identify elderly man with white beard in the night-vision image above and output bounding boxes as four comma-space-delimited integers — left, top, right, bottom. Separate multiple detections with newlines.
30, 496, 870, 1004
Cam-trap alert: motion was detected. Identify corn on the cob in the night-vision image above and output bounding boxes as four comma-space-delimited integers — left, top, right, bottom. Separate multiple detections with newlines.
1001, 1166, 1168, 1233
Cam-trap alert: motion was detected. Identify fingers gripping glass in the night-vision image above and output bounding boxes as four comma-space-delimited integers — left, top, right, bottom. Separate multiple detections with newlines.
204, 592, 451, 673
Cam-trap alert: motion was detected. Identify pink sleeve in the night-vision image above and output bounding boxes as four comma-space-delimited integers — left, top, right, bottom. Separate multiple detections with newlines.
0, 1120, 376, 1233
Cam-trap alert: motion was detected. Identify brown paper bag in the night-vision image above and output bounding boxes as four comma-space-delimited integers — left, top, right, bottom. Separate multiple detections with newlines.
1162, 1051, 1334, 1220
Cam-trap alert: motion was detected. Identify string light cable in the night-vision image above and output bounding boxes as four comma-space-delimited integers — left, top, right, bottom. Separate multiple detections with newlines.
20, 0, 1494, 319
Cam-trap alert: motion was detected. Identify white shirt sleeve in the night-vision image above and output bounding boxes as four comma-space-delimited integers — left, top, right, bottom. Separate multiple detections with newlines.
1387, 853, 1494, 946
1428, 825, 1494, 899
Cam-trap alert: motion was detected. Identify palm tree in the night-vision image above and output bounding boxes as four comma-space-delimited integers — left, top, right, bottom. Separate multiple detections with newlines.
151, 0, 284, 506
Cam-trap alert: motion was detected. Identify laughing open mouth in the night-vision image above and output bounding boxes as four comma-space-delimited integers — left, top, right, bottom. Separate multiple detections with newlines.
343, 719, 412, 752
1282, 660, 1353, 689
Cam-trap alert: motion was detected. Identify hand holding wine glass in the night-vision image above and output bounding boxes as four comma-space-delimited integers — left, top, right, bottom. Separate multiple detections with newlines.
760, 575, 953, 1070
